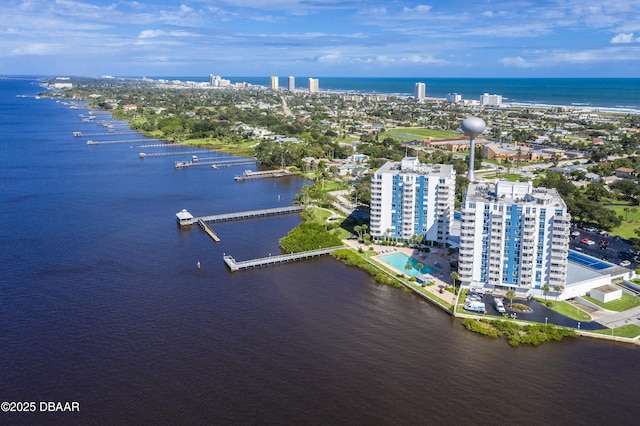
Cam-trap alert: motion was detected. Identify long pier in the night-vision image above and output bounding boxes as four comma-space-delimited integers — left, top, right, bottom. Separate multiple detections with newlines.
176, 158, 256, 169
234, 169, 292, 181
197, 219, 220, 242
140, 150, 204, 158
73, 131, 139, 137
87, 139, 150, 145
223, 246, 344, 271
194, 205, 303, 224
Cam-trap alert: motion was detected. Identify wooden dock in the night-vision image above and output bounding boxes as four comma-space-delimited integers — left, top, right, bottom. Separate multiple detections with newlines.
223, 246, 344, 271
175, 158, 256, 169
197, 219, 220, 242
234, 169, 292, 181
193, 205, 303, 224
73, 131, 138, 137
87, 139, 150, 145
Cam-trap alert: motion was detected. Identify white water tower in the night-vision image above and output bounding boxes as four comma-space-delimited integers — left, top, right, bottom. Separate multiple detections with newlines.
461, 117, 486, 182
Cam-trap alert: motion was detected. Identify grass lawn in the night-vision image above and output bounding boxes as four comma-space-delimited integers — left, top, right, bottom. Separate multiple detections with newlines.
583, 292, 640, 312
592, 324, 640, 338
603, 203, 640, 239
385, 128, 460, 141
535, 299, 592, 321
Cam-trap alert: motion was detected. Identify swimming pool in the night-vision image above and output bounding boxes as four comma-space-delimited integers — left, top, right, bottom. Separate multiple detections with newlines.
378, 252, 436, 277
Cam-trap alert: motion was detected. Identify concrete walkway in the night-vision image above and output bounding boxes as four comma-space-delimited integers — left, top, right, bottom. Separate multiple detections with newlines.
342, 240, 456, 306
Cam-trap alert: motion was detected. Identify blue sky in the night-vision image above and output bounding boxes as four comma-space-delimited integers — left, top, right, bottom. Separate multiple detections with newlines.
2, 0, 640, 77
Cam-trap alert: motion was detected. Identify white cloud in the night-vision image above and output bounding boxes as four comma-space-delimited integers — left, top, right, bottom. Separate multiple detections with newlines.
611, 33, 635, 43
139, 29, 165, 39
10, 43, 51, 56
499, 56, 535, 68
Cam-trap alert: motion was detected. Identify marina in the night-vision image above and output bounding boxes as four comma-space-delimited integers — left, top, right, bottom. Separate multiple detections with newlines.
223, 246, 344, 271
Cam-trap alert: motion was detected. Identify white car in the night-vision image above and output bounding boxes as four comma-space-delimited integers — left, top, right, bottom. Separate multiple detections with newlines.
620, 260, 631, 267
571, 231, 580, 236
585, 240, 596, 246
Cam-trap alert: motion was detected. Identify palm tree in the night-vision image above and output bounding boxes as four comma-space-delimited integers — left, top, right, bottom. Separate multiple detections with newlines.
505, 289, 516, 309
553, 285, 564, 302
450, 271, 459, 293
404, 262, 413, 274
416, 263, 424, 273
542, 284, 550, 302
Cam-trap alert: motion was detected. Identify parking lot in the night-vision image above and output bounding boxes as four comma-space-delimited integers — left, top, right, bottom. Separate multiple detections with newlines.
568, 226, 639, 269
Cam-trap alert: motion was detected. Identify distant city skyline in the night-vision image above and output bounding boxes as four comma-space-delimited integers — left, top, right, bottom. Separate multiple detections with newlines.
2, 1, 640, 77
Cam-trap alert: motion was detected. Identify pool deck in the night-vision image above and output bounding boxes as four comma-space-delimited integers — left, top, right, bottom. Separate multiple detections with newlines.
343, 240, 456, 305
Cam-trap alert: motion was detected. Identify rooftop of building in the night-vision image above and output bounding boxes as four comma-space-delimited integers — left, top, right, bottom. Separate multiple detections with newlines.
464, 181, 567, 210
376, 157, 454, 178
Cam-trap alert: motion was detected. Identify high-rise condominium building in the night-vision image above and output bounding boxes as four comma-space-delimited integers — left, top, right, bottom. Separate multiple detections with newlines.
414, 82, 426, 100
370, 158, 455, 245
308, 78, 319, 93
288, 76, 295, 91
446, 93, 462, 103
270, 75, 279, 91
458, 181, 570, 293
480, 93, 502, 107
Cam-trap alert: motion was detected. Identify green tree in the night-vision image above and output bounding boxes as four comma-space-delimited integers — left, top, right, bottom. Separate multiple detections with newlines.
542, 284, 550, 302
505, 289, 516, 309
553, 285, 565, 302
450, 271, 459, 293
505, 288, 516, 307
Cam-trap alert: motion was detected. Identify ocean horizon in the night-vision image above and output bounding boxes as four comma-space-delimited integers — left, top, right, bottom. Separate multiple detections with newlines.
4, 75, 639, 113
139, 76, 640, 113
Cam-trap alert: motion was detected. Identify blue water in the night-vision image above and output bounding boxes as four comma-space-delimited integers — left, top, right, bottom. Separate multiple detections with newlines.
1, 77, 639, 424
147, 76, 640, 111
379, 252, 436, 276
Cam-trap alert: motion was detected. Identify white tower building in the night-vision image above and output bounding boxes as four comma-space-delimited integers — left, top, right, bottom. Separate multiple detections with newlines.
308, 78, 319, 93
370, 158, 455, 246
270, 76, 279, 91
288, 76, 295, 91
458, 181, 570, 295
414, 82, 426, 100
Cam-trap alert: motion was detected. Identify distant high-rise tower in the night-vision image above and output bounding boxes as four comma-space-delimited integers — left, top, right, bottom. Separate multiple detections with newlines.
446, 93, 462, 103
480, 93, 502, 107
270, 75, 279, 91
414, 82, 426, 100
288, 76, 295, 91
308, 78, 319, 93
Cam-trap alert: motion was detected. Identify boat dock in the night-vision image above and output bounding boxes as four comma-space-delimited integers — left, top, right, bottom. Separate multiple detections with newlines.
177, 206, 303, 227
87, 139, 150, 145
234, 169, 292, 181
73, 131, 138, 137
195, 205, 303, 224
174, 158, 255, 169
140, 150, 204, 158
223, 246, 344, 271
197, 219, 220, 242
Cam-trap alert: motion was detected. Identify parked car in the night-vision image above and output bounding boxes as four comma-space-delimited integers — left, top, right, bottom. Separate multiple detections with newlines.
586, 240, 596, 246
581, 238, 589, 244
571, 231, 581, 237
620, 260, 631, 267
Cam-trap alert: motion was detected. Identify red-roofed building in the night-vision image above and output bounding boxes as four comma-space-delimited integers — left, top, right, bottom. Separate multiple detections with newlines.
615, 167, 635, 178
